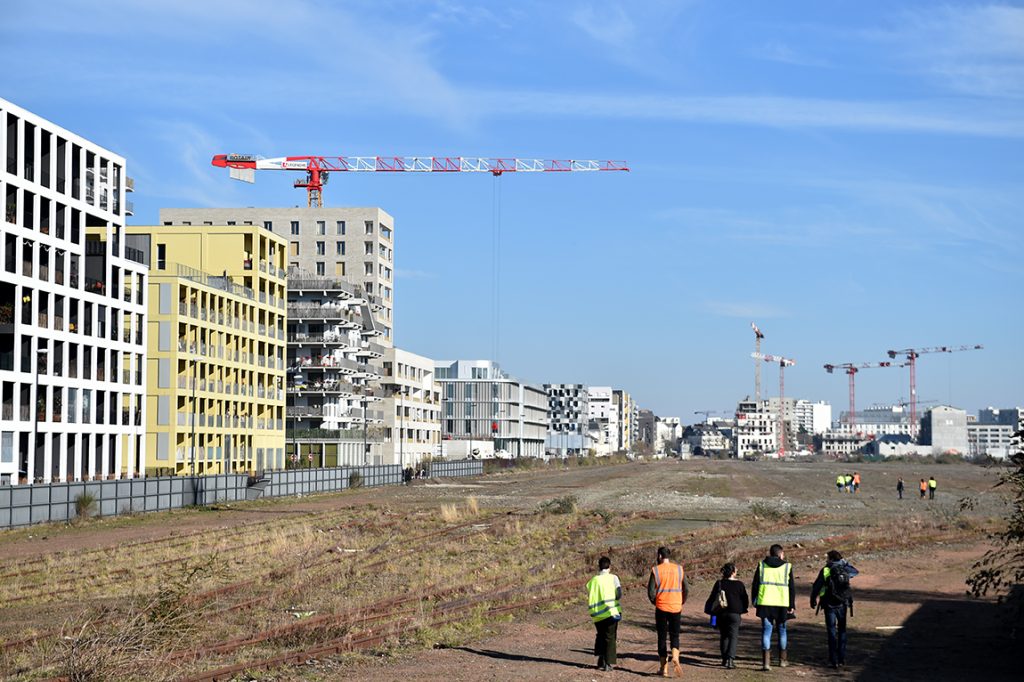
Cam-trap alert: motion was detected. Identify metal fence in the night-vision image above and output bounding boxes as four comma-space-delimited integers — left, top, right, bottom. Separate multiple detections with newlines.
0, 459, 484, 530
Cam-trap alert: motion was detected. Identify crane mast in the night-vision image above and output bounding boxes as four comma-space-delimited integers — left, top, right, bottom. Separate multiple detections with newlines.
823, 361, 900, 430
751, 352, 795, 457
886, 344, 983, 439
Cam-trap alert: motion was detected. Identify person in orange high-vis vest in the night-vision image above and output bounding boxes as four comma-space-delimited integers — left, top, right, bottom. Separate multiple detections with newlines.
647, 546, 689, 677
919, 479, 927, 499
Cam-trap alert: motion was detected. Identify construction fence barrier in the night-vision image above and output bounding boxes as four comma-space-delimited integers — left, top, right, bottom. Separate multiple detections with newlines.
0, 459, 483, 530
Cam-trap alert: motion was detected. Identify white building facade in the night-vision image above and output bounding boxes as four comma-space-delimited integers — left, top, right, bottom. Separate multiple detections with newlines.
794, 400, 832, 435
378, 347, 441, 467
587, 386, 618, 455
435, 360, 548, 458
1, 97, 147, 484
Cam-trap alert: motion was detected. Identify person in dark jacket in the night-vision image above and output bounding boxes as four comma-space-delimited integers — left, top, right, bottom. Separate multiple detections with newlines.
810, 549, 859, 668
704, 562, 749, 669
751, 544, 796, 671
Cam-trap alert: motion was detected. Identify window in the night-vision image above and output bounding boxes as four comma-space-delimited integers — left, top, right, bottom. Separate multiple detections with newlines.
163, 221, 172, 226
226, 221, 236, 225
335, 241, 345, 255
289, 242, 299, 256
364, 220, 374, 234
335, 262, 345, 276
364, 262, 373, 276
243, 220, 252, 225
203, 221, 212, 225
290, 221, 300, 235
316, 241, 325, 255
381, 225, 392, 239
182, 221, 191, 226
264, 221, 273, 231
336, 220, 345, 235
156, 244, 166, 270
365, 282, 373, 294
364, 241, 373, 255
316, 220, 326, 235
315, 262, 325, 276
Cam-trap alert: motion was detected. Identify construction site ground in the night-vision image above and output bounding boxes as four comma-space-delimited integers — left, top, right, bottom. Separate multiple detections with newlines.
0, 459, 1017, 681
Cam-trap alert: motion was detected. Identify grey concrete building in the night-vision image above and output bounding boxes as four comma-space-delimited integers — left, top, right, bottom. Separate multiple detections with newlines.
919, 405, 968, 456
159, 208, 395, 344
968, 407, 1023, 459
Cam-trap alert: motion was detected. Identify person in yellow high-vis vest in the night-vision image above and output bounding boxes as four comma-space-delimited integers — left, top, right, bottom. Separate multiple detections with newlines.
751, 544, 795, 671
586, 556, 622, 672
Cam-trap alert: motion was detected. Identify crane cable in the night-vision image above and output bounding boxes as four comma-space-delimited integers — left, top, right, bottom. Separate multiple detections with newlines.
492, 174, 502, 366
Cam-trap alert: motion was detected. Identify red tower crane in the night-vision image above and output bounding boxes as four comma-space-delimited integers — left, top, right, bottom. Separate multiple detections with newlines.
211, 154, 630, 207
823, 361, 902, 430
751, 322, 765, 403
752, 352, 796, 457
886, 344, 983, 439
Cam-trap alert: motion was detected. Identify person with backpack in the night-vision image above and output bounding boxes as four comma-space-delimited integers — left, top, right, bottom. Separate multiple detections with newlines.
810, 549, 859, 669
703, 562, 749, 669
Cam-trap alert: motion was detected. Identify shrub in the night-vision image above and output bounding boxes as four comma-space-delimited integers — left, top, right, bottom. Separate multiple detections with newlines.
348, 471, 363, 489
74, 492, 97, 521
538, 495, 578, 515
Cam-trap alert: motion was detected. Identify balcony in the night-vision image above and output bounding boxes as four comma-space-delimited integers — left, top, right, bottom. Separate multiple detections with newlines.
287, 304, 360, 322
125, 176, 135, 192
125, 201, 134, 216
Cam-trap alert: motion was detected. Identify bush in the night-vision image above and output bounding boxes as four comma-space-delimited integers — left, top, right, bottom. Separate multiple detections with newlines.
348, 471, 363, 489
538, 495, 578, 515
74, 492, 97, 521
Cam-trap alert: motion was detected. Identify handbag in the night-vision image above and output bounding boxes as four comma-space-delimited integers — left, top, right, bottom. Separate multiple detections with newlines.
716, 583, 729, 612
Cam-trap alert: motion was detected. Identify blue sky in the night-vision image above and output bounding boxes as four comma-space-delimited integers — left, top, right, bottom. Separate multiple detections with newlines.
2, 1, 1021, 420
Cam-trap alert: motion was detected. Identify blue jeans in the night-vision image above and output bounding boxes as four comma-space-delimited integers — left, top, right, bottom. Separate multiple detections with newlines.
824, 604, 847, 664
761, 617, 787, 651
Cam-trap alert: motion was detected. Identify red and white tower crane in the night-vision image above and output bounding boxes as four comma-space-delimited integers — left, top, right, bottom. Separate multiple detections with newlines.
751, 352, 796, 457
823, 361, 902, 430
886, 344, 983, 439
751, 322, 765, 403
211, 154, 630, 207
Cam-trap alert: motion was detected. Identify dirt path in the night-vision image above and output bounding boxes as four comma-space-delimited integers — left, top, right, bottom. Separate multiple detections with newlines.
345, 541, 1015, 682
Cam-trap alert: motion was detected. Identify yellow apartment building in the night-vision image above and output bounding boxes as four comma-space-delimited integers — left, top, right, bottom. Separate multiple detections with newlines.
125, 225, 287, 475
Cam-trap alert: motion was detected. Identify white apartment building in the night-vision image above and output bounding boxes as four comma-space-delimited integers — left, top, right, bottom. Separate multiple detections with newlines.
378, 347, 441, 467
286, 270, 387, 466
159, 208, 395, 344
613, 389, 634, 451
435, 360, 549, 458
1, 98, 147, 485
588, 386, 618, 455
656, 417, 683, 455
734, 399, 778, 457
794, 400, 832, 435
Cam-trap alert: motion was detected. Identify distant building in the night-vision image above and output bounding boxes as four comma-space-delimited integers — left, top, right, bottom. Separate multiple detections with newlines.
286, 270, 387, 466
1, 97, 147, 485
919, 405, 969, 456
125, 224, 288, 475
588, 386, 619, 455
378, 347, 441, 467
794, 400, 832, 435
834, 404, 914, 438
656, 417, 682, 455
544, 383, 590, 456
435, 360, 548, 458
636, 408, 656, 451
968, 407, 1022, 459
820, 433, 869, 458
159, 208, 395, 343
864, 434, 923, 458
613, 389, 634, 451
734, 399, 777, 457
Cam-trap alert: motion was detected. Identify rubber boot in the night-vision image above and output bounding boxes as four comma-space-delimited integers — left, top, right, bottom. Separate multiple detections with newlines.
762, 650, 771, 672
672, 648, 682, 677
659, 655, 669, 677
779, 648, 788, 668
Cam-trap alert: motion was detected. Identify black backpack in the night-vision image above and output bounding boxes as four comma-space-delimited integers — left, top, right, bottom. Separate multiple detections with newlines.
824, 563, 853, 604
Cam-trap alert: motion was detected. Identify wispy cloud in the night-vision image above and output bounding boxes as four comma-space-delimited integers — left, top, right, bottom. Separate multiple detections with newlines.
474, 90, 1024, 137
751, 41, 831, 68
570, 2, 636, 50
871, 4, 1024, 98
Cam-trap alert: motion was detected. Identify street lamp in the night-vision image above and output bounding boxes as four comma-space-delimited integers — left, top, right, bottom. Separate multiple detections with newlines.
362, 394, 369, 465
32, 346, 49, 484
